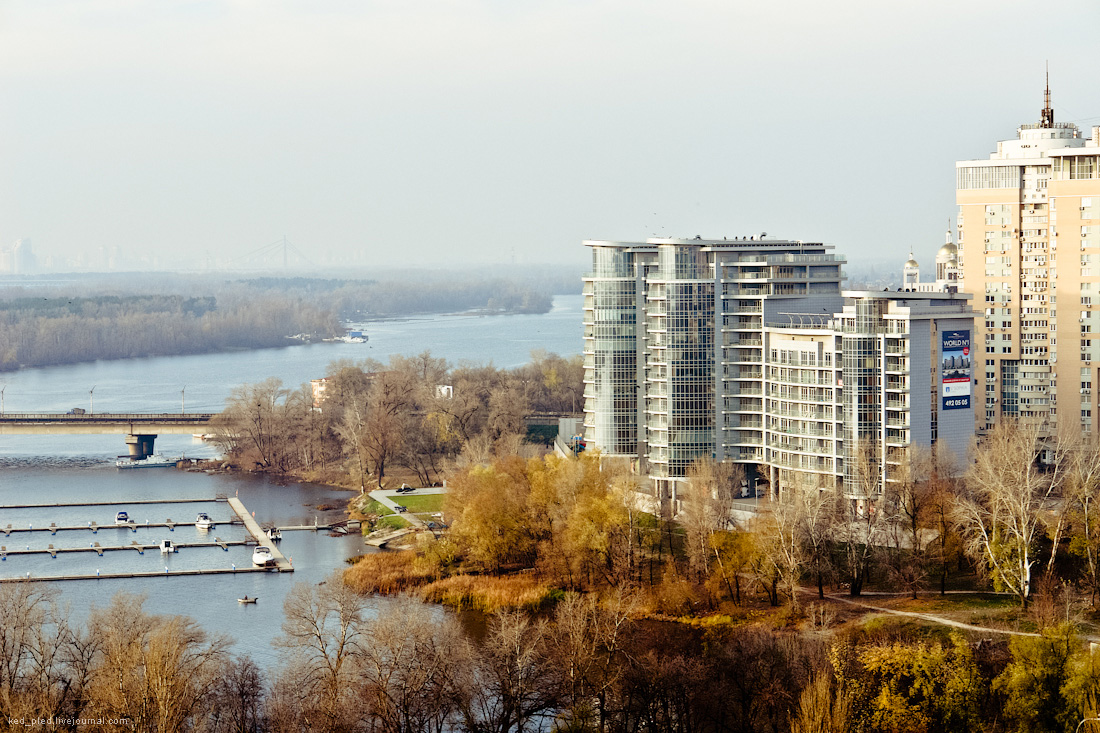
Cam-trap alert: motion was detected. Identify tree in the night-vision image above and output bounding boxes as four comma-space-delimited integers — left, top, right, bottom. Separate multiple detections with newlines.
83, 593, 230, 732
955, 420, 1069, 608
1064, 431, 1100, 607
839, 442, 888, 597
357, 596, 466, 733
551, 589, 637, 733
276, 578, 366, 732
996, 623, 1078, 733
680, 458, 742, 586
457, 611, 557, 733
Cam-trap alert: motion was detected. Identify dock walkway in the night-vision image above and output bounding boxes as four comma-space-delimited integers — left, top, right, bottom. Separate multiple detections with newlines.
228, 498, 292, 572
0, 497, 226, 510
0, 566, 276, 583
2, 520, 240, 535
0, 539, 250, 558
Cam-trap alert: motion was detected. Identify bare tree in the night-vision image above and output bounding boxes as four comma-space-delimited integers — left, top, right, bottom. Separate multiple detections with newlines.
680, 458, 743, 585
838, 442, 888, 596
83, 593, 230, 732
457, 611, 558, 733
357, 596, 466, 733
955, 419, 1069, 608
276, 578, 366, 732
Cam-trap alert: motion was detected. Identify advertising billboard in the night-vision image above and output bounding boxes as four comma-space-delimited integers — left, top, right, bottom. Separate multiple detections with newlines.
941, 330, 971, 410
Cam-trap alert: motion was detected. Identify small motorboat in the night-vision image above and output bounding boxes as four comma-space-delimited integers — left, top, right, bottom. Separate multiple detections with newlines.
252, 546, 274, 567
266, 527, 282, 542
195, 513, 215, 531
237, 595, 258, 604
159, 539, 176, 554
115, 511, 130, 525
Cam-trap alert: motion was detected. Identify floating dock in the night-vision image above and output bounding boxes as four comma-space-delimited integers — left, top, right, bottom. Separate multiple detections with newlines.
0, 497, 226, 510
2, 520, 240, 535
228, 498, 293, 572
0, 566, 277, 583
0, 539, 250, 558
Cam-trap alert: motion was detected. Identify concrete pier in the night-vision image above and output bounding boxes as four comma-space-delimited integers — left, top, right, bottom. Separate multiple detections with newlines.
227, 498, 292, 572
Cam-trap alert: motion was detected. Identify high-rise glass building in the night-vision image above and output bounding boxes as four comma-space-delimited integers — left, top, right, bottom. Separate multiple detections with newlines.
583, 237, 977, 506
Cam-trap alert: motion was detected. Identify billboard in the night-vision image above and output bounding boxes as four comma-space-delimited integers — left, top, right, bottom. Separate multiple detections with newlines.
941, 330, 971, 410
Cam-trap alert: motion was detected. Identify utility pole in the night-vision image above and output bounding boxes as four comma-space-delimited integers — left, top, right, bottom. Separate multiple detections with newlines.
182, 386, 186, 415
90, 386, 95, 415
1, 385, 5, 415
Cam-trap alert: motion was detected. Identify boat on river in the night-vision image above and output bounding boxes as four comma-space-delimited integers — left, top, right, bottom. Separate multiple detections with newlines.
195, 513, 215, 531
116, 454, 178, 469
238, 595, 258, 604
160, 539, 176, 553
252, 546, 274, 567
115, 511, 130, 525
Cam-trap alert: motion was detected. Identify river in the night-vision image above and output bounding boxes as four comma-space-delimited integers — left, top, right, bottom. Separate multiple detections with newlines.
0, 294, 582, 666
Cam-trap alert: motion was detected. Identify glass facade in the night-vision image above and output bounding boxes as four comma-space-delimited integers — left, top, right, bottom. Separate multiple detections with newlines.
646, 245, 715, 479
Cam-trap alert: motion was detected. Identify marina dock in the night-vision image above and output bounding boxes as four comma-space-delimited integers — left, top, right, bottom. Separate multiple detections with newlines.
0, 497, 226, 510
0, 566, 277, 583
2, 520, 241, 535
0, 539, 250, 558
228, 497, 293, 572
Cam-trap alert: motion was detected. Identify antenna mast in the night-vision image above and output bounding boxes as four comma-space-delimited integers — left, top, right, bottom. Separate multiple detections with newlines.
1040, 62, 1054, 128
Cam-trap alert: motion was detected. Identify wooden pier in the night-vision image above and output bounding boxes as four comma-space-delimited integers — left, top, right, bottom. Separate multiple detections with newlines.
228, 498, 293, 572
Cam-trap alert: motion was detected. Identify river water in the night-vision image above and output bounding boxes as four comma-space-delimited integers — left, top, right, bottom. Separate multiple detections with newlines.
0, 294, 582, 666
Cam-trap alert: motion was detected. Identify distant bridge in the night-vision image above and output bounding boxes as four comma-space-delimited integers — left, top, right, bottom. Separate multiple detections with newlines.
0, 413, 217, 458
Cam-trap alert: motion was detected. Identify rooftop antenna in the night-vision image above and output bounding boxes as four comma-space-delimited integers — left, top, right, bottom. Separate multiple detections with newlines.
1040, 61, 1054, 128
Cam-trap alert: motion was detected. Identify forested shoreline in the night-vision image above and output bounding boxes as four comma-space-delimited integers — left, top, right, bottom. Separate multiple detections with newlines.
0, 272, 562, 371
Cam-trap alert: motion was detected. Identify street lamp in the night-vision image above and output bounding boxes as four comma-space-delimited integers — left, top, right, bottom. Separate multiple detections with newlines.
90, 386, 96, 415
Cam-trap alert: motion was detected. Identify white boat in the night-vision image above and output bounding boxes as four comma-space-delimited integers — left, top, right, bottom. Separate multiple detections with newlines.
159, 539, 176, 554
195, 513, 215, 531
116, 454, 178, 469
252, 546, 274, 567
238, 595, 258, 604
266, 527, 282, 542
115, 511, 130, 525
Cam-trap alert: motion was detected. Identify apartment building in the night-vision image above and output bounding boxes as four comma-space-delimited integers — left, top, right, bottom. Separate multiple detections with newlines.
582, 237, 977, 506
956, 83, 1100, 431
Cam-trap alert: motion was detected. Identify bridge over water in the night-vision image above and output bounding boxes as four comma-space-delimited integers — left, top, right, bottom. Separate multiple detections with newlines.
0, 413, 216, 457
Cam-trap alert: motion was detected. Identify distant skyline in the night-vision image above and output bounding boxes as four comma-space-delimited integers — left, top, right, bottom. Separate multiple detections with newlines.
1, 0, 1098, 272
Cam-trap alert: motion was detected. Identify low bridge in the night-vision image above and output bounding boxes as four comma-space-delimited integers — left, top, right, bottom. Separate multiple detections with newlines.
0, 413, 217, 458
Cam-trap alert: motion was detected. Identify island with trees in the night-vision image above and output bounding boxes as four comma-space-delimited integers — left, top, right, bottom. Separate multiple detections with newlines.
0, 269, 568, 371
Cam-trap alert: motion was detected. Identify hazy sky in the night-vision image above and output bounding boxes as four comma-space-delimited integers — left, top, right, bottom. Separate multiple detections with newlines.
1, 0, 1098, 272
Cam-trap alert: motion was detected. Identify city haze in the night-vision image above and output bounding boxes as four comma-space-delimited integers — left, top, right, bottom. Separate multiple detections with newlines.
1, 0, 1098, 272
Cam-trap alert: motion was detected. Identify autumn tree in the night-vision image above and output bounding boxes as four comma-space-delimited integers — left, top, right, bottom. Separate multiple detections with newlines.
955, 420, 1069, 608
680, 457, 742, 585
82, 593, 230, 732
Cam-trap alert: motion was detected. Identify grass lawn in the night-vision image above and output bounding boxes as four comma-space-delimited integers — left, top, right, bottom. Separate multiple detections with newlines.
359, 498, 394, 516
392, 494, 445, 514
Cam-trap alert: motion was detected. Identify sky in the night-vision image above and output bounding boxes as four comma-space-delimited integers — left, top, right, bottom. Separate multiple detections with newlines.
1, 0, 1099, 273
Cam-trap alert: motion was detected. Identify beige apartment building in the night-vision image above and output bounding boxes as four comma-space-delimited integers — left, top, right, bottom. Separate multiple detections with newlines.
956, 84, 1100, 432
